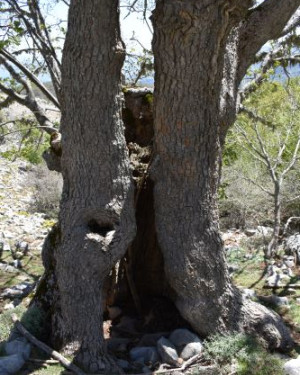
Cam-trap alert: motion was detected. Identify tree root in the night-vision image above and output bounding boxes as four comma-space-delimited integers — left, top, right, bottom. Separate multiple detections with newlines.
241, 299, 294, 351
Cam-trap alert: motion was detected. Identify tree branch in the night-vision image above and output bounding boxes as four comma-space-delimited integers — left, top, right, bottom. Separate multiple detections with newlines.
0, 95, 15, 109
282, 137, 300, 177
281, 9, 300, 36
0, 49, 60, 108
238, 105, 274, 128
237, 1, 300, 84
2, 125, 57, 137
0, 82, 26, 105
239, 175, 274, 197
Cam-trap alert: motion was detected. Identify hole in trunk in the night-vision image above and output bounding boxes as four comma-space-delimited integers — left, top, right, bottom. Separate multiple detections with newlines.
87, 219, 114, 236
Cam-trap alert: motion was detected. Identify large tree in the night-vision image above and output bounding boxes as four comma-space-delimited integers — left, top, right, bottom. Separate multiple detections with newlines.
2, 0, 300, 373
48, 0, 136, 372
150, 0, 299, 347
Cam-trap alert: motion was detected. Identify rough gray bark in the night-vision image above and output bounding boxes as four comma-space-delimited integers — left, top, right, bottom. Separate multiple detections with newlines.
51, 0, 136, 372
220, 1, 300, 142
151, 0, 295, 349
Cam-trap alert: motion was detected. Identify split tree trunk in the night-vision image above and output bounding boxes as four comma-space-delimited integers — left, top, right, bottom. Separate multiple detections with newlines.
51, 0, 135, 372
151, 0, 292, 349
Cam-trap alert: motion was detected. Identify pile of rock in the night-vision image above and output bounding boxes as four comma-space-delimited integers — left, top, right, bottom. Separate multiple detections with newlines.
285, 234, 300, 264
107, 328, 207, 374
0, 336, 31, 375
265, 261, 295, 288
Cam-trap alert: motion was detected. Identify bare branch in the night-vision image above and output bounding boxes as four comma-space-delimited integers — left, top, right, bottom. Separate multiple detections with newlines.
239, 175, 274, 197
282, 137, 300, 177
235, 123, 270, 166
0, 49, 60, 108
238, 105, 274, 128
237, 1, 300, 84
252, 122, 277, 182
0, 55, 33, 98
2, 125, 57, 137
0, 95, 15, 109
283, 216, 300, 237
281, 9, 300, 36
0, 82, 26, 105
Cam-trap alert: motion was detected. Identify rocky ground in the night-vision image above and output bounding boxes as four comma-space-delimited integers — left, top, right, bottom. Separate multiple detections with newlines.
0, 158, 49, 253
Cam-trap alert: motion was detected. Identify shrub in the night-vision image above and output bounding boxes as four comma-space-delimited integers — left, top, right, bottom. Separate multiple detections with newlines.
204, 333, 284, 375
0, 119, 51, 164
0, 304, 47, 343
28, 163, 63, 218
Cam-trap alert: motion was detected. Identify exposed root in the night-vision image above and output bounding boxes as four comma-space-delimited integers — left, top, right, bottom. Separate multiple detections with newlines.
242, 299, 294, 351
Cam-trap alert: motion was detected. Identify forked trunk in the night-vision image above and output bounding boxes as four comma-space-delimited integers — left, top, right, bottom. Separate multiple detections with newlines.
151, 0, 292, 349
51, 0, 135, 372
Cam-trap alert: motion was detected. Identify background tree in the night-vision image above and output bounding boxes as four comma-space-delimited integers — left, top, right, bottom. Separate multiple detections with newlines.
0, 0, 63, 126
234, 79, 300, 257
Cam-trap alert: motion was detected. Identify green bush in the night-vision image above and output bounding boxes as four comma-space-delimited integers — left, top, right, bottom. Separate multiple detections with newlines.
204, 333, 284, 375
0, 118, 51, 164
0, 304, 47, 343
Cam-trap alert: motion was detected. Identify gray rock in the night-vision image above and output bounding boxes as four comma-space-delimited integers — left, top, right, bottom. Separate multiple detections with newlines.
1, 282, 34, 299
180, 341, 203, 360
130, 346, 159, 364
283, 357, 300, 375
157, 337, 180, 367
266, 273, 291, 287
5, 338, 31, 360
245, 229, 257, 237
257, 226, 273, 237
285, 235, 300, 263
283, 255, 295, 268
0, 354, 25, 374
12, 259, 22, 269
117, 359, 131, 370
259, 295, 289, 307
0, 264, 18, 273
3, 243, 11, 252
169, 329, 202, 351
15, 241, 29, 255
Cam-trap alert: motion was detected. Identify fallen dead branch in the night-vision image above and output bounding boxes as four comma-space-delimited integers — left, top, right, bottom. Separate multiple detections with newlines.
154, 354, 201, 374
28, 358, 60, 365
11, 313, 86, 375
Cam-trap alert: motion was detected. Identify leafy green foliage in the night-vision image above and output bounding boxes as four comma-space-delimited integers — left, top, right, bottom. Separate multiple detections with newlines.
221, 78, 300, 228
0, 118, 50, 164
204, 333, 284, 375
0, 304, 46, 343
